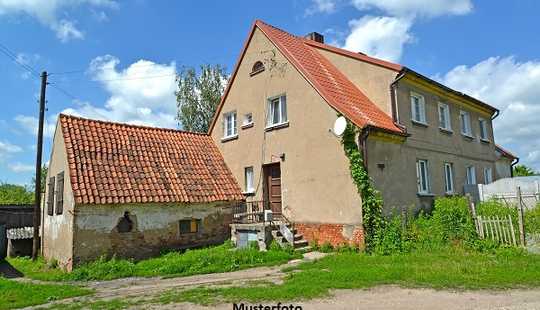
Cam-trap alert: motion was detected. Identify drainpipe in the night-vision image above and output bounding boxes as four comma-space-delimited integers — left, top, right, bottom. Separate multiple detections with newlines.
390, 69, 408, 132
491, 109, 500, 120
510, 157, 520, 178
358, 127, 371, 171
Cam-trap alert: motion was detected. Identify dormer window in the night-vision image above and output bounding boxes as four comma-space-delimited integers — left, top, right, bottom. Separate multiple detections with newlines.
250, 61, 265, 76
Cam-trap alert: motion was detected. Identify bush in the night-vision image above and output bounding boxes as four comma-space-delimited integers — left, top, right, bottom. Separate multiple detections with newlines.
525, 205, 540, 234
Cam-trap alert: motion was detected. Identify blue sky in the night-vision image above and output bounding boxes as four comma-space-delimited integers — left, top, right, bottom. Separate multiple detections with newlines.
0, 0, 539, 185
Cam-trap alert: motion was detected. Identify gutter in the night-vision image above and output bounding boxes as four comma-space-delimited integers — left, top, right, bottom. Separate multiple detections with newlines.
491, 109, 500, 120
358, 127, 371, 171
510, 157, 520, 178
390, 69, 408, 133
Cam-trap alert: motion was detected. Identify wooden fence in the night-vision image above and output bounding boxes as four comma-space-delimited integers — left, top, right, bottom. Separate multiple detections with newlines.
476, 215, 517, 246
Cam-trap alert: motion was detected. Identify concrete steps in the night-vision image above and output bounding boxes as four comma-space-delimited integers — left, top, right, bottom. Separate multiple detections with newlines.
270, 225, 311, 252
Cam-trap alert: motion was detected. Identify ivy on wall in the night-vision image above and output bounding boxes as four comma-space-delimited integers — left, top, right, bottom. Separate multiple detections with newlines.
341, 121, 385, 250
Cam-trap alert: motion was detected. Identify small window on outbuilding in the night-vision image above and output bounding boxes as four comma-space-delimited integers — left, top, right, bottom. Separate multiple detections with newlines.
179, 219, 201, 234
250, 61, 265, 76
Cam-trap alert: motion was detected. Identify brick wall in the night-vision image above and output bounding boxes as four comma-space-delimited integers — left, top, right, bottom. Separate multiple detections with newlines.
296, 223, 364, 247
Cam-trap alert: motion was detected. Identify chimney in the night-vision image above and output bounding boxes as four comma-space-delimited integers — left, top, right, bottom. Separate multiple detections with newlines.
305, 32, 324, 44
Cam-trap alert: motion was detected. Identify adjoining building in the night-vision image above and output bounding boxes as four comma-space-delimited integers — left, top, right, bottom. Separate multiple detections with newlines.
43, 114, 243, 270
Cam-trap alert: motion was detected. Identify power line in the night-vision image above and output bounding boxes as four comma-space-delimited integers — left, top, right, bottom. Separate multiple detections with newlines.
49, 62, 175, 76
0, 42, 40, 78
48, 82, 79, 101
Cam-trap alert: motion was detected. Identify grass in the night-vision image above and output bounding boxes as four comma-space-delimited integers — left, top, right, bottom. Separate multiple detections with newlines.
0, 277, 91, 310
7, 242, 300, 282
36, 298, 134, 310
159, 247, 540, 305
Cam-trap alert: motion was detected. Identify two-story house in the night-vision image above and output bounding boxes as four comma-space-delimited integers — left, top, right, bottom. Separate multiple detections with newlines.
210, 20, 515, 246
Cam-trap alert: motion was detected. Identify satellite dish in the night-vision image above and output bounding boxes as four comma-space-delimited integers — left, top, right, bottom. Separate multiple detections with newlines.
333, 116, 347, 136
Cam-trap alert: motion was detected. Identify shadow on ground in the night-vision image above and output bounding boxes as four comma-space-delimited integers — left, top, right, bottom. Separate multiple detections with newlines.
0, 259, 24, 278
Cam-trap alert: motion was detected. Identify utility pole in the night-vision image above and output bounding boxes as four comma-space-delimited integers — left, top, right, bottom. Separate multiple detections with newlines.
32, 71, 47, 260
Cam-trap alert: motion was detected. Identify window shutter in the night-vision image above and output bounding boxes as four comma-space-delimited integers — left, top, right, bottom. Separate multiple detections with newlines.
56, 172, 64, 215
280, 95, 287, 122
47, 176, 55, 216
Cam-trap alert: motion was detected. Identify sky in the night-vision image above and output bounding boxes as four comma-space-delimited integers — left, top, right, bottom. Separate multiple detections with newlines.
0, 0, 539, 186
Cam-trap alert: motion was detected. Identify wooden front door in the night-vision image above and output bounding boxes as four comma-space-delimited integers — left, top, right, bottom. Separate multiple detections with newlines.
264, 163, 282, 214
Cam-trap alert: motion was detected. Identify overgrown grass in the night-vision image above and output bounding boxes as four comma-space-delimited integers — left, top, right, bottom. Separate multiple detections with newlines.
0, 277, 91, 310
161, 247, 540, 305
8, 242, 300, 282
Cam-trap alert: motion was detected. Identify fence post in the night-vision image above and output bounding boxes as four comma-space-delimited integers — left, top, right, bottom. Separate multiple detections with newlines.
536, 181, 540, 202
466, 194, 479, 234
516, 186, 526, 247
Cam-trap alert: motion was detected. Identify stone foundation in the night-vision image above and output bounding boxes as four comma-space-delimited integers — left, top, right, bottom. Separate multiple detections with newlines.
295, 223, 364, 247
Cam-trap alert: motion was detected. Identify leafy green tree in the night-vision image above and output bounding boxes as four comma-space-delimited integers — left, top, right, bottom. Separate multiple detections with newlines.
513, 164, 538, 177
31, 165, 48, 193
175, 64, 228, 133
0, 183, 34, 204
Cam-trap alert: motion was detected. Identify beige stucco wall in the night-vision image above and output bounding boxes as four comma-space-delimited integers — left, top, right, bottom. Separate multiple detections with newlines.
72, 203, 232, 266
367, 79, 498, 213
315, 48, 399, 115
42, 121, 75, 270
210, 28, 363, 226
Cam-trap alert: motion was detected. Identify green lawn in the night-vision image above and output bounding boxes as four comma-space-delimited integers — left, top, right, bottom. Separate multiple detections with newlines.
159, 247, 540, 305
0, 277, 91, 310
8, 242, 300, 282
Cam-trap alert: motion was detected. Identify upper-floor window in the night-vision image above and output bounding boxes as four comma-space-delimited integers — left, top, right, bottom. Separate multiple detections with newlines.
267, 95, 287, 127
444, 163, 454, 194
410, 92, 426, 124
466, 166, 476, 185
244, 166, 254, 193
438, 103, 451, 131
416, 159, 430, 194
460, 110, 472, 136
223, 111, 237, 138
484, 167, 493, 184
251, 61, 265, 75
479, 118, 489, 141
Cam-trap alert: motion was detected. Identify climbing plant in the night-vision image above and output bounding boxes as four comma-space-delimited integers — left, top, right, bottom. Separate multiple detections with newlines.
341, 121, 385, 250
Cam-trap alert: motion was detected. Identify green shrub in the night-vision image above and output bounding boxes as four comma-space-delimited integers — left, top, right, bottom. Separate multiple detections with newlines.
430, 196, 476, 243
525, 205, 540, 234
319, 242, 334, 253
372, 216, 409, 255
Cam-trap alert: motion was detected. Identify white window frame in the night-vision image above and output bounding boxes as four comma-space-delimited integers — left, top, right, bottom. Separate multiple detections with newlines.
410, 92, 427, 124
416, 159, 430, 194
466, 166, 476, 185
483, 167, 493, 184
460, 110, 472, 137
438, 103, 451, 131
266, 95, 287, 128
479, 118, 489, 141
223, 111, 237, 138
244, 166, 254, 193
444, 163, 454, 194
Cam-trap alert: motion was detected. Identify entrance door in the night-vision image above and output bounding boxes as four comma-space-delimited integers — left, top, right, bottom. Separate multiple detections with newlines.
264, 163, 282, 214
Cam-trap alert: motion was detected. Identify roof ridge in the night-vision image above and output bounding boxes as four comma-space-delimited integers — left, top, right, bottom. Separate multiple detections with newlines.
59, 113, 208, 136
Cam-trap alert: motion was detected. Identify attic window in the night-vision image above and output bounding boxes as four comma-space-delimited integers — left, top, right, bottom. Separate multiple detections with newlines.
250, 61, 265, 76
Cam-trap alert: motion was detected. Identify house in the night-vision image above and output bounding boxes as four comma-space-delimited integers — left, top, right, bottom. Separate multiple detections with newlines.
43, 114, 243, 270
209, 20, 516, 247
495, 144, 519, 178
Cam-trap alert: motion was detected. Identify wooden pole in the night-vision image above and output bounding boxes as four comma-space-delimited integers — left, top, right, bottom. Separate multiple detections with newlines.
32, 71, 47, 260
517, 186, 526, 247
508, 214, 517, 246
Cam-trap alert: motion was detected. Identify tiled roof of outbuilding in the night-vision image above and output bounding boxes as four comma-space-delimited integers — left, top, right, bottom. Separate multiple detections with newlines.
59, 114, 243, 205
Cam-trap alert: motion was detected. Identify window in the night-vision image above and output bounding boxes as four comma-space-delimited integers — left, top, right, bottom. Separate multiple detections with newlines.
179, 219, 200, 234
251, 61, 265, 75
416, 159, 430, 194
484, 167, 493, 184
466, 166, 476, 185
460, 110, 472, 136
243, 113, 253, 127
444, 163, 454, 194
223, 111, 237, 138
438, 103, 451, 130
410, 92, 426, 124
47, 176, 55, 216
244, 166, 254, 193
479, 118, 489, 141
55, 172, 64, 215
267, 95, 287, 127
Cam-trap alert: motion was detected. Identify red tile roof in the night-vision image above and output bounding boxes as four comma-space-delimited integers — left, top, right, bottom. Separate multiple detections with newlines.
209, 20, 404, 135
59, 114, 244, 205
496, 144, 518, 160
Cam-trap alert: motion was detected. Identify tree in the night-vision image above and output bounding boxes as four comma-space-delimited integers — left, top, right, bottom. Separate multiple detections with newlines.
31, 165, 48, 193
175, 64, 228, 133
513, 164, 538, 177
0, 183, 34, 204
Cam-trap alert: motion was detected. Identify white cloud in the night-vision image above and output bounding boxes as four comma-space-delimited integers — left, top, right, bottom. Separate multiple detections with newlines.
0, 0, 117, 42
0, 140, 22, 161
436, 56, 540, 171
62, 55, 178, 128
343, 16, 413, 62
305, 0, 340, 15
350, 0, 473, 18
14, 115, 57, 138
15, 53, 40, 79
9, 162, 35, 173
